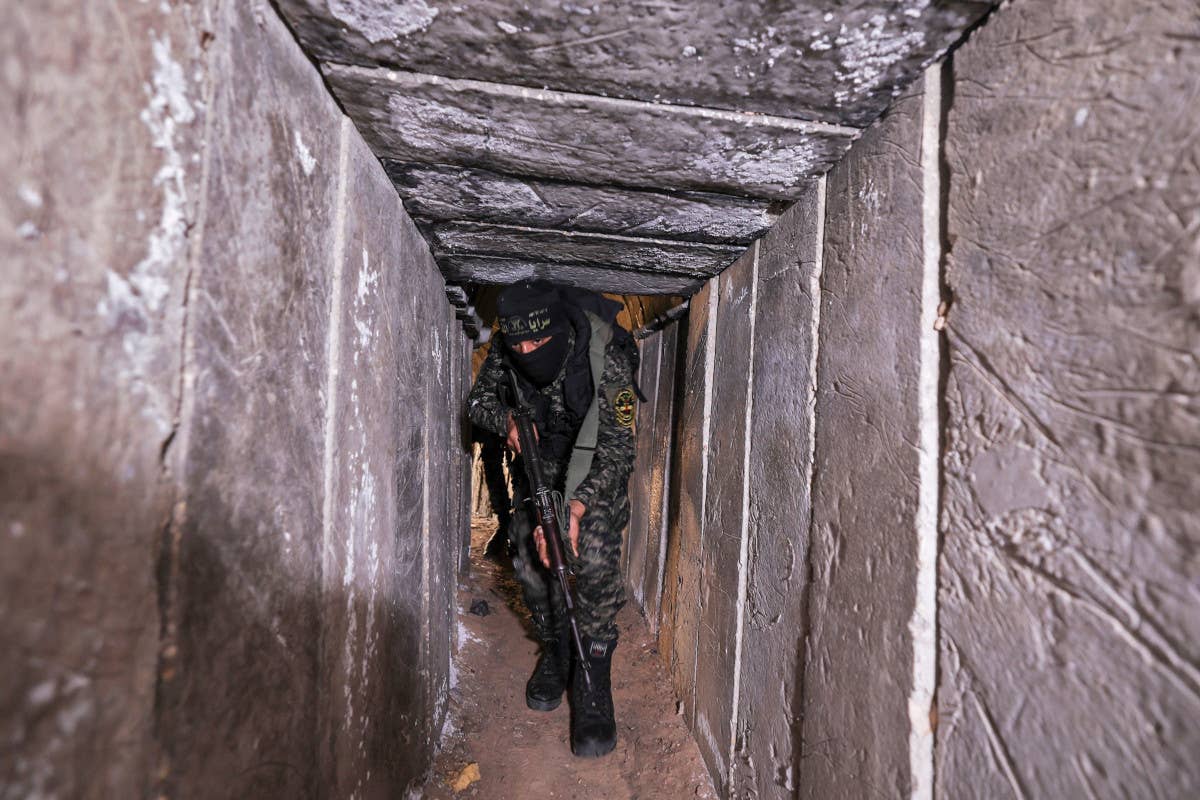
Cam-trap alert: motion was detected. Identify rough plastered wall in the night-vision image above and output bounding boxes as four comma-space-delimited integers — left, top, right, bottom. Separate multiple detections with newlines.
0, 1, 469, 797
937, 1, 1200, 797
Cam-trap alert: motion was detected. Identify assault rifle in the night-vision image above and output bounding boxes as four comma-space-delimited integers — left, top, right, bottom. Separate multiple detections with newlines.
507, 368, 593, 690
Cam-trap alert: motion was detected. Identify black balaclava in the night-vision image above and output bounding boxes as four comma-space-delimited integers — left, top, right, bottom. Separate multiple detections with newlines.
496, 281, 569, 386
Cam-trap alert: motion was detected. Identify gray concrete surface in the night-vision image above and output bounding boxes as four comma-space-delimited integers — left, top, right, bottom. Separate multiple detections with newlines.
732, 187, 825, 798
624, 322, 684, 633
8, 1, 1200, 798
1, 3, 204, 796
938, 2, 1200, 797
277, 0, 990, 125
798, 79, 930, 799
438, 256, 704, 296
631, 4, 1200, 797
318, 117, 463, 796
387, 163, 779, 245
1, 2, 468, 796
694, 242, 758, 787
273, 1, 993, 295
427, 222, 743, 278
323, 64, 855, 202
158, 3, 344, 794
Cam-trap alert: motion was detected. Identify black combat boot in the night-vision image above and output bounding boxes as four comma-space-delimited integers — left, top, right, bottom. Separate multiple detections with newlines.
526, 615, 570, 711
570, 635, 617, 757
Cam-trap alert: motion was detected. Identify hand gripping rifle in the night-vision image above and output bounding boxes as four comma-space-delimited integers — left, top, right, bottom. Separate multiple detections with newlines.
507, 368, 593, 690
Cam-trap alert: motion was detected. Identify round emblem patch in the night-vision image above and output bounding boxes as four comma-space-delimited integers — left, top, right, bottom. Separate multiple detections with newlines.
614, 388, 636, 428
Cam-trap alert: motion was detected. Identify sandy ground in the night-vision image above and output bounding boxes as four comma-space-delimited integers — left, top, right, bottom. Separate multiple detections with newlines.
422, 519, 718, 800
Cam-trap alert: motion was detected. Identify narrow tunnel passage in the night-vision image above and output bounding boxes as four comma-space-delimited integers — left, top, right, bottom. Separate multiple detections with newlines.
3, 2, 1197, 799
423, 518, 717, 798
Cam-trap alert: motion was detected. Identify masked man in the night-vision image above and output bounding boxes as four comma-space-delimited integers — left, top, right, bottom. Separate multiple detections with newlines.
467, 281, 638, 757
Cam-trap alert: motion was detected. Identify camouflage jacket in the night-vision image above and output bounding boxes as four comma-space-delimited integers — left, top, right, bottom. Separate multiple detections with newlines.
467, 332, 637, 509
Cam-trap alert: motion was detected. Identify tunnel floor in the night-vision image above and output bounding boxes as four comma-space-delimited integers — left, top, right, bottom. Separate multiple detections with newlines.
423, 520, 717, 799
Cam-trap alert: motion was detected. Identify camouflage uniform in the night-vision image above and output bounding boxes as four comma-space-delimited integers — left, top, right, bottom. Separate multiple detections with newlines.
467, 330, 637, 641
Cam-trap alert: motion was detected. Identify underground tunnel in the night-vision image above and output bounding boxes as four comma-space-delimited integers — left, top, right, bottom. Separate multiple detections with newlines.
2, 1, 1198, 798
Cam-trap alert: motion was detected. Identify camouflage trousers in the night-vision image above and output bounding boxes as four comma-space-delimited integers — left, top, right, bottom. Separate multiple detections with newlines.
507, 476, 629, 642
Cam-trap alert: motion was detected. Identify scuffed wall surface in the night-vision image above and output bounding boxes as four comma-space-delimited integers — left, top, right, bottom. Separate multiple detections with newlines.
732, 189, 823, 798
1, 1, 468, 796
938, 2, 1200, 797
0, 3, 203, 797
160, 3, 340, 794
420, 259, 466, 765
798, 83, 929, 798
317, 120, 462, 795
693, 243, 757, 786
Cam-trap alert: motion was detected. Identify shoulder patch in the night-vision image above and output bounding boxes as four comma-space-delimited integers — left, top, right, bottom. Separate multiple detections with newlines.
613, 387, 636, 428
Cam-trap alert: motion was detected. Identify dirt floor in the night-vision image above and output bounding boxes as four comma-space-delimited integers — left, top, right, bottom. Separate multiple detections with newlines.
422, 519, 718, 800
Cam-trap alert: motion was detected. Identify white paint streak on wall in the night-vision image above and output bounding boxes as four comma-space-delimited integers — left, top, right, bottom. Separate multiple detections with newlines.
132, 35, 194, 311
294, 129, 317, 176
321, 117, 352, 611
727, 241, 760, 786
793, 179, 826, 787
697, 710, 722, 774
910, 62, 942, 800
327, 0, 439, 43
353, 247, 379, 356
97, 33, 194, 434
832, 6, 929, 107
18, 183, 43, 208
356, 247, 378, 302
375, 68, 858, 137
808, 175, 827, 480
722, 141, 821, 186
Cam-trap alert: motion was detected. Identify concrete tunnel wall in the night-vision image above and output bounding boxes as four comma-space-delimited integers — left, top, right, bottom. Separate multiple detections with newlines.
3, 0, 1198, 798
2, 2, 471, 797
625, 1, 1199, 798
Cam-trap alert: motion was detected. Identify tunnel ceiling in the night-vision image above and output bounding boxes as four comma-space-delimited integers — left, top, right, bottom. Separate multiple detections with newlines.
277, 0, 993, 296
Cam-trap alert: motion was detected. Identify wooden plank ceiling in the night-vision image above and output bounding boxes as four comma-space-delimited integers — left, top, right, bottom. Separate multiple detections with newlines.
277, 1, 993, 298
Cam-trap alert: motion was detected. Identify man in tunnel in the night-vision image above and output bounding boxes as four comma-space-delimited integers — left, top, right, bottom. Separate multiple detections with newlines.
467, 281, 638, 758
